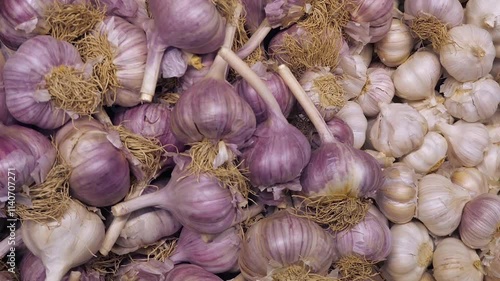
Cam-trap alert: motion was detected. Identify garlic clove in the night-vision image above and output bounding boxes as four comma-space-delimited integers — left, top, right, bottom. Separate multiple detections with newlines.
450, 167, 489, 199
356, 67, 395, 117
375, 18, 415, 67
402, 132, 448, 174
336, 101, 368, 149
433, 237, 484, 281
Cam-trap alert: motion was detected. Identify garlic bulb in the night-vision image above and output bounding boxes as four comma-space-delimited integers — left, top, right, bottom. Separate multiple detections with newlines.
477, 142, 500, 182
417, 174, 472, 236
440, 24, 496, 82
376, 163, 419, 224
406, 92, 454, 131
450, 167, 490, 198
402, 132, 448, 174
336, 101, 368, 149
459, 193, 500, 249
21, 201, 105, 281
382, 221, 434, 281
465, 0, 500, 58
356, 67, 395, 117
437, 120, 490, 167
433, 238, 484, 281
375, 18, 414, 67
370, 103, 428, 158
337, 53, 368, 100
393, 49, 442, 101
440, 75, 500, 122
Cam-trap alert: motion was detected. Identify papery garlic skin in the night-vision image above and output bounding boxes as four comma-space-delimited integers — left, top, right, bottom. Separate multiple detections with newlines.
376, 163, 418, 224
375, 19, 414, 67
433, 238, 484, 281
370, 103, 428, 158
364, 149, 396, 168
337, 53, 368, 100
450, 167, 489, 198
477, 142, 500, 182
393, 49, 441, 101
437, 120, 490, 167
336, 101, 368, 149
417, 174, 472, 236
404, 0, 464, 29
356, 67, 395, 117
21, 201, 105, 281
465, 0, 500, 58
350, 42, 373, 68
459, 193, 500, 249
440, 24, 496, 82
441, 75, 500, 122
406, 92, 454, 131
382, 221, 434, 281
402, 132, 448, 174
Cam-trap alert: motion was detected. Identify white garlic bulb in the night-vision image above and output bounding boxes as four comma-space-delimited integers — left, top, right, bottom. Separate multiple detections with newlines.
477, 142, 500, 182
375, 18, 414, 67
21, 201, 105, 281
369, 103, 428, 158
393, 49, 441, 101
336, 101, 367, 149
382, 221, 434, 281
356, 67, 395, 117
440, 75, 500, 122
465, 0, 500, 58
437, 120, 490, 167
417, 174, 472, 236
459, 193, 500, 249
440, 24, 496, 82
376, 163, 419, 224
450, 167, 490, 199
433, 238, 484, 281
402, 132, 448, 174
406, 93, 454, 131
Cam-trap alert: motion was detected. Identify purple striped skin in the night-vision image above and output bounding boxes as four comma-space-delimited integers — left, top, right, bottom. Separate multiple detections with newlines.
165, 264, 223, 281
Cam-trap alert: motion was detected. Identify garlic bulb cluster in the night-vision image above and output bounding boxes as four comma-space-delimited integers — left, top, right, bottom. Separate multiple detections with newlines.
402, 132, 448, 174
382, 221, 434, 281
417, 174, 472, 236
440, 24, 496, 82
370, 103, 428, 158
356, 67, 395, 117
375, 19, 414, 67
393, 49, 441, 101
465, 0, 500, 58
433, 238, 484, 281
336, 101, 368, 149
459, 193, 500, 249
406, 93, 454, 131
21, 201, 105, 281
376, 163, 419, 224
440, 75, 500, 122
437, 121, 490, 167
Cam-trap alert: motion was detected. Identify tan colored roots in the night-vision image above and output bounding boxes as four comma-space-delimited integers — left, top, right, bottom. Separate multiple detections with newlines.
212, 0, 240, 24
428, 157, 446, 173
301, 0, 352, 35
158, 92, 180, 105
76, 34, 120, 106
44, 65, 101, 116
409, 13, 452, 51
114, 126, 165, 181
86, 253, 127, 275
44, 2, 105, 43
187, 139, 252, 202
271, 264, 337, 281
293, 195, 371, 232
146, 239, 178, 262
335, 256, 378, 281
17, 163, 71, 223
314, 74, 346, 110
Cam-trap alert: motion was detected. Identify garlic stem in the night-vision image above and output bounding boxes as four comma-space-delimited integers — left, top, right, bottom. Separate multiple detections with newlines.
236, 19, 271, 59
68, 271, 82, 281
230, 203, 264, 228
218, 47, 286, 121
111, 188, 167, 216
140, 35, 167, 102
207, 3, 243, 80
277, 64, 336, 144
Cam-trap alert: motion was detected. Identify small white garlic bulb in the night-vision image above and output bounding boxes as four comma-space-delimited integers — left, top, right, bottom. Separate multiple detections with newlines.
437, 120, 490, 167
356, 67, 395, 117
393, 49, 441, 101
433, 238, 484, 281
450, 167, 490, 198
336, 101, 367, 149
465, 0, 500, 58
382, 221, 434, 281
376, 163, 419, 224
459, 193, 500, 249
417, 174, 472, 236
370, 102, 428, 158
402, 132, 448, 174
406, 92, 454, 131
375, 18, 414, 67
440, 75, 500, 122
440, 24, 496, 82
21, 201, 105, 281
